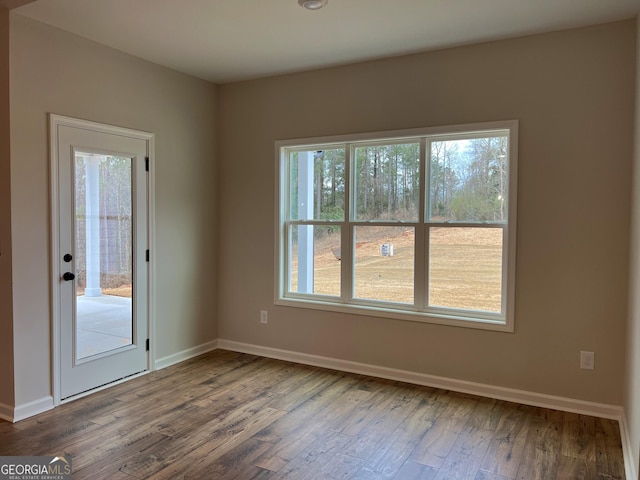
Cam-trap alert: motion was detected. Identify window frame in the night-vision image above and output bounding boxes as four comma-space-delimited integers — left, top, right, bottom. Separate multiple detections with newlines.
275, 120, 518, 332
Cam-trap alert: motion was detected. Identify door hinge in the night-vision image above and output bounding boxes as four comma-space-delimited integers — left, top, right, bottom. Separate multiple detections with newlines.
146, 249, 149, 262
146, 338, 150, 351
145, 157, 149, 171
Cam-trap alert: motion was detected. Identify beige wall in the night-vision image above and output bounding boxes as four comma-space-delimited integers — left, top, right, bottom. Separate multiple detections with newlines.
0, 7, 14, 410
218, 20, 635, 405
9, 14, 218, 406
5, 7, 637, 435
625, 14, 640, 479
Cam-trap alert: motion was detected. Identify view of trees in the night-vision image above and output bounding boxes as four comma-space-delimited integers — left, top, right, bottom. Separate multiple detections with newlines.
354, 143, 420, 221
290, 135, 508, 224
75, 155, 133, 291
431, 136, 508, 222
285, 131, 511, 310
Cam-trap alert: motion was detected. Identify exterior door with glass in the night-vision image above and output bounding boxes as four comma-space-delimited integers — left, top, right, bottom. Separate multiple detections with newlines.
51, 115, 152, 401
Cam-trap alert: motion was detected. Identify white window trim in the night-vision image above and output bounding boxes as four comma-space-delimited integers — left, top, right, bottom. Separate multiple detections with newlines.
275, 120, 518, 332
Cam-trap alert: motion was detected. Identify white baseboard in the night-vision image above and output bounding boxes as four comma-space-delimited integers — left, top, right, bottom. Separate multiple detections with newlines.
5, 338, 634, 477
620, 414, 639, 480
155, 339, 218, 370
217, 339, 624, 420
13, 396, 54, 422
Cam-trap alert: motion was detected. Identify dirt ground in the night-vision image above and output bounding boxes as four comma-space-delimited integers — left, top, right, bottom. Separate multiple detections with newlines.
77, 285, 132, 298
292, 226, 503, 312
81, 227, 504, 313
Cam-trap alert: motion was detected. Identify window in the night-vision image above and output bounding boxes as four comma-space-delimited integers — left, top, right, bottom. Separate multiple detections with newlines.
276, 121, 517, 331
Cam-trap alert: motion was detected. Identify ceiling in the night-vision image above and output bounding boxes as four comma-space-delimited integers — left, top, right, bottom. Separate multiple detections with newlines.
10, 0, 640, 84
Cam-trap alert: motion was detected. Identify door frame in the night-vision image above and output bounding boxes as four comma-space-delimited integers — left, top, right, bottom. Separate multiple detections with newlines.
49, 114, 156, 405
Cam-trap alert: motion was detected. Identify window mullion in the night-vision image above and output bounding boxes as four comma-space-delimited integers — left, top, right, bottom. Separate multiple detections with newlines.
285, 222, 292, 294
501, 224, 508, 316
415, 138, 428, 309
280, 150, 291, 297
341, 144, 353, 302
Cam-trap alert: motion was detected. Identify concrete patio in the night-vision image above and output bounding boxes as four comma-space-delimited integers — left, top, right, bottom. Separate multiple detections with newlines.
76, 295, 132, 359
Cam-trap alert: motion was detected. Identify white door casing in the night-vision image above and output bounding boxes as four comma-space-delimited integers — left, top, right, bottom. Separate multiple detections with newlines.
50, 114, 155, 403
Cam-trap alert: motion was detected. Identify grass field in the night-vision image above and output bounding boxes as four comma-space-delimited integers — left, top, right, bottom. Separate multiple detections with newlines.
77, 283, 132, 298
78, 227, 504, 314
292, 226, 503, 313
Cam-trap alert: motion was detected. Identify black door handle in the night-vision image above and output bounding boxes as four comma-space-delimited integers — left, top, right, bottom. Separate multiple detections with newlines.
63, 272, 75, 281
63, 254, 73, 262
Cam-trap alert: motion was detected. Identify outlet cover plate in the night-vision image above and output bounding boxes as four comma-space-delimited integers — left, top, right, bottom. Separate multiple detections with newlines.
580, 351, 594, 370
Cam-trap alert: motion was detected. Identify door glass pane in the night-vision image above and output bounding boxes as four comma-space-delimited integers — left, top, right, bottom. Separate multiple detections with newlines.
74, 152, 133, 360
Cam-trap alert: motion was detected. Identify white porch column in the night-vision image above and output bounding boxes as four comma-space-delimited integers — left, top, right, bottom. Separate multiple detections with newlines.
297, 152, 314, 293
84, 155, 102, 297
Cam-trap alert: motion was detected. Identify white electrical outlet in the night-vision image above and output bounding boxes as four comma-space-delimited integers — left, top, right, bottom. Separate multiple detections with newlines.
260, 310, 268, 325
580, 351, 595, 370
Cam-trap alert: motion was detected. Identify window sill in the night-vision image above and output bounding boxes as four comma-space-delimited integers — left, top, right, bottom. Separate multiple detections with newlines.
275, 297, 514, 333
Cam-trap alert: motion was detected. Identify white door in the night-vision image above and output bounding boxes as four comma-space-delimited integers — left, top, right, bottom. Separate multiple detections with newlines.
51, 115, 153, 401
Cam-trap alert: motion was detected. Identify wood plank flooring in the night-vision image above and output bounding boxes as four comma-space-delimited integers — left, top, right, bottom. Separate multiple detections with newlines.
0, 350, 626, 479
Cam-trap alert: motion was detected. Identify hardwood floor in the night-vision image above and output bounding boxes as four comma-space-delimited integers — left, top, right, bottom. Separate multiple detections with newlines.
0, 350, 626, 479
